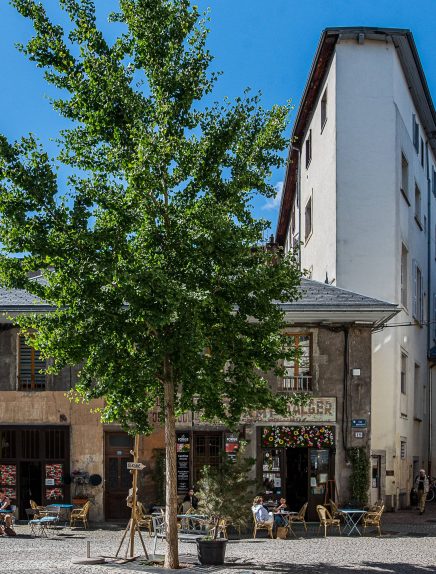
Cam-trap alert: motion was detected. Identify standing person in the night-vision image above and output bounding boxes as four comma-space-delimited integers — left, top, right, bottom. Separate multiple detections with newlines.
182, 488, 198, 510
0, 490, 16, 536
414, 469, 430, 515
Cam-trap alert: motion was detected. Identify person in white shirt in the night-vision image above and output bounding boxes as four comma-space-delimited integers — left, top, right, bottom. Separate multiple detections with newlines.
251, 496, 273, 525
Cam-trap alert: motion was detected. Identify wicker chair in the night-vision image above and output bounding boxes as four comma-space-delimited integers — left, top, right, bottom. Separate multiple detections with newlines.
288, 501, 308, 534
362, 504, 384, 536
136, 502, 153, 537
70, 500, 91, 528
252, 510, 273, 539
328, 499, 342, 520
316, 504, 341, 537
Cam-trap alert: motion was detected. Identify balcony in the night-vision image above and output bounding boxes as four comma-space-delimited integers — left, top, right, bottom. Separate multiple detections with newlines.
279, 375, 312, 393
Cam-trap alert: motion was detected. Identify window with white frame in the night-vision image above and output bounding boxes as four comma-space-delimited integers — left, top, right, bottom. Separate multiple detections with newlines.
401, 243, 408, 308
420, 138, 424, 167
305, 129, 312, 169
321, 89, 327, 131
413, 114, 419, 153
401, 352, 407, 395
413, 260, 424, 324
304, 196, 313, 242
401, 153, 409, 199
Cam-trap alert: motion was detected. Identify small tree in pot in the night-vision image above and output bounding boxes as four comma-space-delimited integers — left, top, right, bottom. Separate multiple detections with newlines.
195, 443, 255, 565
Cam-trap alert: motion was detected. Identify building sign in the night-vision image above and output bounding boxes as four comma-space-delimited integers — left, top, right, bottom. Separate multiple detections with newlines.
176, 433, 191, 494
241, 397, 336, 424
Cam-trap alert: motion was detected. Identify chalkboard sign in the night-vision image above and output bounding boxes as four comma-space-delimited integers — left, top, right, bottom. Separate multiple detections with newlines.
176, 433, 190, 493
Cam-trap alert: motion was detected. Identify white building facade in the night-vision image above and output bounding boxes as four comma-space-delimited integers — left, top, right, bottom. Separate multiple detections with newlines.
276, 28, 436, 509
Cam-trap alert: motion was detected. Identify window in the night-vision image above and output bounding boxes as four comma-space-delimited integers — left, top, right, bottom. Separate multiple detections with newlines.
433, 294, 436, 341
291, 208, 295, 235
414, 363, 423, 421
412, 261, 424, 324
18, 336, 46, 390
283, 334, 312, 392
401, 244, 408, 308
400, 440, 407, 460
415, 183, 422, 227
420, 138, 424, 167
413, 114, 419, 153
432, 167, 436, 198
321, 89, 327, 131
305, 129, 312, 169
401, 153, 409, 200
401, 353, 407, 395
304, 196, 313, 242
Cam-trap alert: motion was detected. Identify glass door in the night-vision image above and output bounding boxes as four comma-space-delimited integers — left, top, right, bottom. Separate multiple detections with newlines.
308, 449, 331, 520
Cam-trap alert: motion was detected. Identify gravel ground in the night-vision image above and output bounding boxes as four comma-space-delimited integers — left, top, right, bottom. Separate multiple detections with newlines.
3, 509, 436, 574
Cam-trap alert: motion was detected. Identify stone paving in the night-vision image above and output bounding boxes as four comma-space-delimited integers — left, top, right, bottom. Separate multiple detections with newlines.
4, 505, 436, 574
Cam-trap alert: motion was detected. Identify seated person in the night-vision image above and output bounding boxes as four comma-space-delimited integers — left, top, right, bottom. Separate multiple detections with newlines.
273, 497, 289, 527
252, 496, 273, 525
0, 490, 15, 536
182, 488, 199, 510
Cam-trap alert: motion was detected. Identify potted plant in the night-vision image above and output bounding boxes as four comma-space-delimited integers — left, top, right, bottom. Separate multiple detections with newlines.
195, 443, 255, 566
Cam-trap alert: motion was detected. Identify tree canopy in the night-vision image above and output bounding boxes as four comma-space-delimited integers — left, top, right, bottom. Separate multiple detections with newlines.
0, 1, 301, 566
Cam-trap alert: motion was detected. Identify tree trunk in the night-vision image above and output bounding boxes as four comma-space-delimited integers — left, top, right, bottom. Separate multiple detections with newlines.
163, 364, 179, 569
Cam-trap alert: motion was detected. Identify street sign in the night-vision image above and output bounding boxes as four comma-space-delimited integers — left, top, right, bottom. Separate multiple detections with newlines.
351, 419, 367, 428
127, 462, 145, 470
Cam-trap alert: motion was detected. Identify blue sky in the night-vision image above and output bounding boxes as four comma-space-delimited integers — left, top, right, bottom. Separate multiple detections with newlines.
1, 0, 435, 235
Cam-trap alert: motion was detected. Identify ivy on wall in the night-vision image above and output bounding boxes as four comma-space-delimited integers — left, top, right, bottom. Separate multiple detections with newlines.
348, 447, 370, 505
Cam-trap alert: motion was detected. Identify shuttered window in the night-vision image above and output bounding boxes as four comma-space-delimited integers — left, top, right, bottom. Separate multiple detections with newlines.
18, 336, 46, 391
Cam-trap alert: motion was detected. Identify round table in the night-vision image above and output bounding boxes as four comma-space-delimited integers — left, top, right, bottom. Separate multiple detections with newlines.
48, 503, 74, 523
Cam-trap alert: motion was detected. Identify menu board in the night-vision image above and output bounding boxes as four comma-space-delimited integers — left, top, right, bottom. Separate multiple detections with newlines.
0, 464, 16, 499
225, 434, 239, 462
176, 433, 190, 494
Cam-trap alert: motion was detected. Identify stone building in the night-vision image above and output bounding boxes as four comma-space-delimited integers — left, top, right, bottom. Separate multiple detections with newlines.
0, 279, 397, 521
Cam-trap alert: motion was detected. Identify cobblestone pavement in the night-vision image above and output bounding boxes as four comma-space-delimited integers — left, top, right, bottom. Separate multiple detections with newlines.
4, 505, 436, 574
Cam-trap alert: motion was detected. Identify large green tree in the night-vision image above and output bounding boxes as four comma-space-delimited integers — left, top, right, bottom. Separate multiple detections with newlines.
0, 0, 301, 567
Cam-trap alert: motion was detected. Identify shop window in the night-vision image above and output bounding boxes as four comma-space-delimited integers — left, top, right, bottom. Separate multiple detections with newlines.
0, 464, 17, 500
18, 335, 46, 390
45, 429, 66, 459
282, 334, 312, 392
0, 430, 16, 459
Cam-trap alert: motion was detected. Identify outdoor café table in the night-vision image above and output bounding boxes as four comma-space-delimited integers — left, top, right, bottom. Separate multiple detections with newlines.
339, 508, 367, 536
49, 503, 74, 524
276, 510, 298, 537
177, 514, 209, 534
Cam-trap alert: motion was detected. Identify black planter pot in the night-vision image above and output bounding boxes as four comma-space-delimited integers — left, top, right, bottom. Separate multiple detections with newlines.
197, 538, 227, 565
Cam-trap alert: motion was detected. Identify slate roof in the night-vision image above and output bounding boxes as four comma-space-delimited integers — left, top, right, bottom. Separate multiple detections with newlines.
0, 284, 52, 312
278, 279, 398, 311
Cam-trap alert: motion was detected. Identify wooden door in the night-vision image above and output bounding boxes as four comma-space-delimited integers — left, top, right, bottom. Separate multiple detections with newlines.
104, 432, 133, 520
193, 432, 223, 486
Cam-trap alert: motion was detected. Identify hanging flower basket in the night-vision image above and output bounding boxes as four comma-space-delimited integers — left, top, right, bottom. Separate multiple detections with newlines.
262, 425, 335, 448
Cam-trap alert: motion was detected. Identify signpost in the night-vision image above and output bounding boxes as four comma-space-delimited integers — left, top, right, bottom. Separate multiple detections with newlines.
115, 435, 148, 559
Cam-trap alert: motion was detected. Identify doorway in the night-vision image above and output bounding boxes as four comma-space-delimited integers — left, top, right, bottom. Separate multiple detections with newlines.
104, 432, 133, 520
19, 461, 42, 517
286, 448, 308, 511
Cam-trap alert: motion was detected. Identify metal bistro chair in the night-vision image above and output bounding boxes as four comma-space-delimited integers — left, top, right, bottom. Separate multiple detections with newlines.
152, 514, 166, 555
28, 506, 61, 537
316, 504, 341, 538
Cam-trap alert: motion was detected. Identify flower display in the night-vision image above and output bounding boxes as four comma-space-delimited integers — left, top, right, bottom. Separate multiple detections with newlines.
262, 426, 335, 448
